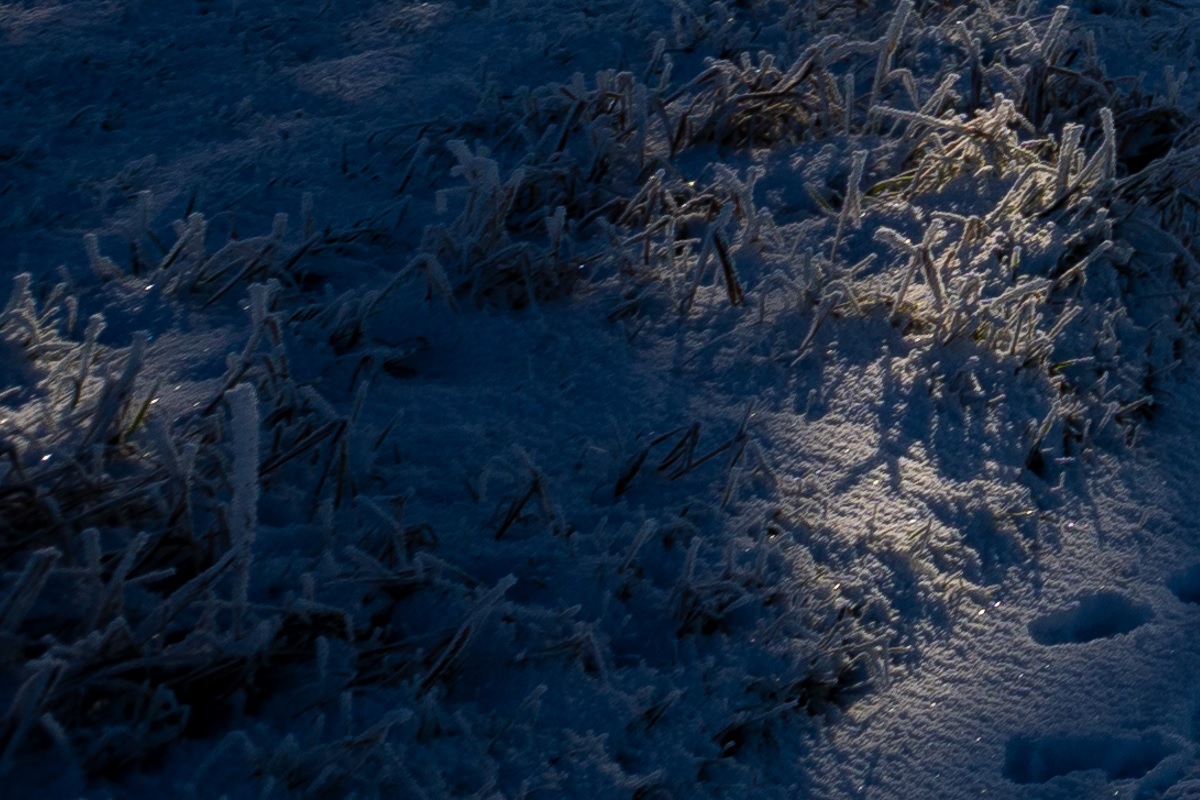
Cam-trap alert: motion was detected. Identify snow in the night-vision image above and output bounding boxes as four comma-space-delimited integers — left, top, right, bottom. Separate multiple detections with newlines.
4, 0, 1200, 798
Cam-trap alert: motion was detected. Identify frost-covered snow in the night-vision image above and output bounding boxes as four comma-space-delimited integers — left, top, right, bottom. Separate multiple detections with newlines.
4, 1, 1200, 799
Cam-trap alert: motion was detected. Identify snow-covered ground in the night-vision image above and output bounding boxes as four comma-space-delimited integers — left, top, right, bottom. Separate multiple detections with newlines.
4, 1, 1200, 798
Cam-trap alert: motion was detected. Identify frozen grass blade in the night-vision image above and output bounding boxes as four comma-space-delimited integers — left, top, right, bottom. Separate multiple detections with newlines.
0, 547, 60, 637
868, 0, 914, 134
829, 151, 867, 265
227, 382, 259, 637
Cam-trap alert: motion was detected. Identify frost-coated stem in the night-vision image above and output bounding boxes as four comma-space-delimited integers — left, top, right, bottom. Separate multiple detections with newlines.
843, 71, 855, 134
79, 332, 146, 451
229, 383, 259, 551
868, 0, 914, 133
228, 382, 260, 636
1056, 124, 1083, 195
830, 151, 868, 265
0, 547, 60, 635
1040, 6, 1070, 64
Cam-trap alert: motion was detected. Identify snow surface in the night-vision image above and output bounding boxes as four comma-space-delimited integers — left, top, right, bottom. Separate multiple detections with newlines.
4, 1, 1200, 798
